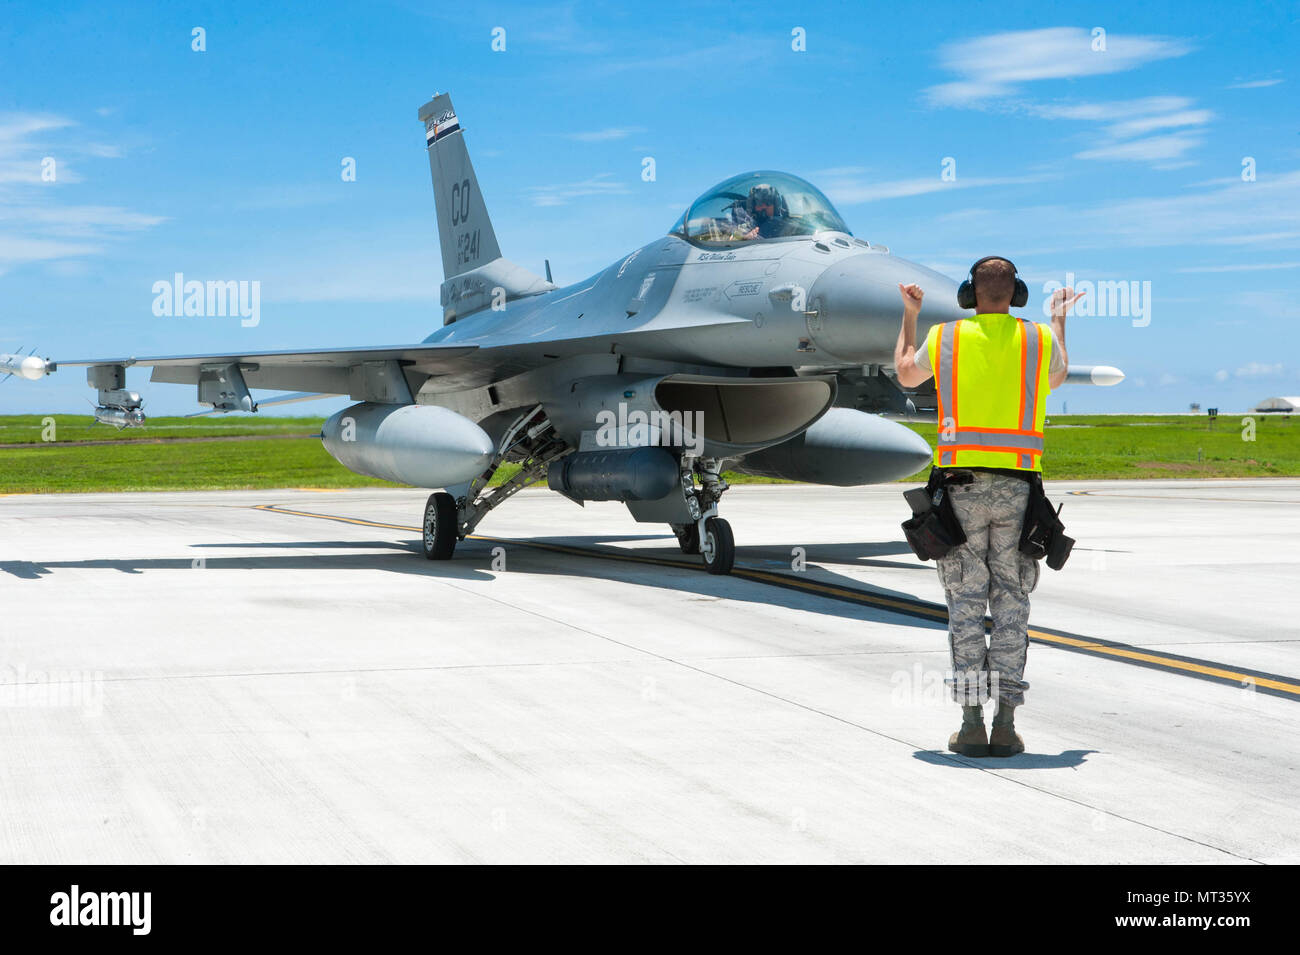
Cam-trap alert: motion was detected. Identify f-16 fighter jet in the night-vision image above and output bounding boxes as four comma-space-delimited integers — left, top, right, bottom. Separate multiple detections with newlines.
3, 93, 1122, 575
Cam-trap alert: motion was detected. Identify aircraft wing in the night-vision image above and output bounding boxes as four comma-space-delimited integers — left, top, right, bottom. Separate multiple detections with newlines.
50, 343, 479, 397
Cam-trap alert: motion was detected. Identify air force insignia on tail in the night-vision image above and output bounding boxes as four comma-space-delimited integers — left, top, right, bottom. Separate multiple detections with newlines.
425, 109, 460, 146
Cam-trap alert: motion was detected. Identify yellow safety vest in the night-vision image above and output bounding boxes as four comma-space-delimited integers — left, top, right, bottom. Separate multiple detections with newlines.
924, 313, 1051, 471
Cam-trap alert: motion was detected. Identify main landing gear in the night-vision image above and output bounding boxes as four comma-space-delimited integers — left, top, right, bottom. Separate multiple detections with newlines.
422, 492, 458, 560
670, 458, 735, 575
422, 404, 568, 561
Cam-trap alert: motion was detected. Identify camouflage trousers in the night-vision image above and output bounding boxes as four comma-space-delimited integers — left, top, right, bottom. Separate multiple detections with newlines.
935, 471, 1040, 707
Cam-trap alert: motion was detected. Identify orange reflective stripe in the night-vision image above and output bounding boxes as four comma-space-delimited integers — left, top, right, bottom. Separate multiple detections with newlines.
958, 425, 1043, 437
942, 444, 1042, 456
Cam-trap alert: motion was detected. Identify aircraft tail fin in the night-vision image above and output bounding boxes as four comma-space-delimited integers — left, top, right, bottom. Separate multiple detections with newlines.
419, 93, 502, 280
418, 93, 552, 323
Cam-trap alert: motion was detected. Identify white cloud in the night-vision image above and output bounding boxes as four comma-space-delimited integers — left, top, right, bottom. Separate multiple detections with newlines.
1029, 96, 1193, 121
0, 112, 74, 144
1227, 78, 1283, 89
1075, 132, 1205, 162
0, 111, 163, 272
1215, 369, 1229, 382
933, 170, 1300, 253
563, 127, 644, 142
1175, 262, 1300, 273
925, 30, 1209, 166
1235, 362, 1283, 378
526, 173, 629, 207
1106, 109, 1213, 139
817, 171, 1052, 205
925, 28, 1193, 106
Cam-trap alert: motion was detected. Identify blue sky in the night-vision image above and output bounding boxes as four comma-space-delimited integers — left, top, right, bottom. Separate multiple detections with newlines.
1, 0, 1297, 416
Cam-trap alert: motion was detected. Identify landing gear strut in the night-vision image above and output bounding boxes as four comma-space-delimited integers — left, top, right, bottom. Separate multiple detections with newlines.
676, 457, 734, 574
422, 404, 569, 560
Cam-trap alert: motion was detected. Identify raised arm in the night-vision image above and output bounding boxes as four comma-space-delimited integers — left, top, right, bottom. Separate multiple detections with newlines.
1048, 286, 1085, 390
894, 282, 932, 388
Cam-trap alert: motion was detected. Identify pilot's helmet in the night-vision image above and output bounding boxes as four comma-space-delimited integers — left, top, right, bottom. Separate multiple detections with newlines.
746, 183, 785, 219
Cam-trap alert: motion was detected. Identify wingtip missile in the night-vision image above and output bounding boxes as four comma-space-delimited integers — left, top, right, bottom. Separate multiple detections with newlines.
1065, 364, 1125, 387
0, 353, 52, 380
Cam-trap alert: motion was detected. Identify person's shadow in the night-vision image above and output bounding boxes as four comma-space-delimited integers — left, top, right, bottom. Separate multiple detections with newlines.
912, 749, 1098, 770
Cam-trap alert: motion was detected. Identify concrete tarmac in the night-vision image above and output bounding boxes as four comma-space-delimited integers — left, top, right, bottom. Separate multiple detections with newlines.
1, 480, 1297, 863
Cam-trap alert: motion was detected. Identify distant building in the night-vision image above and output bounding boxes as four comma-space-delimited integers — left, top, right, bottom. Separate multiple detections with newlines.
1253, 396, 1300, 413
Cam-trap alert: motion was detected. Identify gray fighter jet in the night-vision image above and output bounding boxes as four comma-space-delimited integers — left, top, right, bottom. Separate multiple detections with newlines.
3, 93, 1122, 575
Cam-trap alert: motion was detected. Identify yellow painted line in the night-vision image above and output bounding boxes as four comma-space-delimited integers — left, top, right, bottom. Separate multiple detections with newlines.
252, 504, 413, 531
253, 503, 1300, 698
1025, 629, 1300, 694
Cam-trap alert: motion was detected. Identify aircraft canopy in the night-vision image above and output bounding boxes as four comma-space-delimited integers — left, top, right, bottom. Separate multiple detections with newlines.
671, 171, 851, 246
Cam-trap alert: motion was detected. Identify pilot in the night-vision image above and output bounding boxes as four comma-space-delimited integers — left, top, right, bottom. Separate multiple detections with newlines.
731, 183, 789, 240
893, 260, 1083, 759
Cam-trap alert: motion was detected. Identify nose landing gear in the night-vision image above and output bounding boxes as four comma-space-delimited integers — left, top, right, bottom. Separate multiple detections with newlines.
673, 458, 735, 575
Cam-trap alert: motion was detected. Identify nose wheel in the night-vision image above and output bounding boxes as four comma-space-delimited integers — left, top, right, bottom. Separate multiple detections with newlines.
422, 492, 458, 560
699, 516, 735, 575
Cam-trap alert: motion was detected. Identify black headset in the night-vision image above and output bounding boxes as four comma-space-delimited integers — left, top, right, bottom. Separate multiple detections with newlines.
957, 255, 1028, 310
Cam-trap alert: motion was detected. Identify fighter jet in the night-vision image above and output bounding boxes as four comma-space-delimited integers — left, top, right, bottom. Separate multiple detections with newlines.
2, 92, 1123, 575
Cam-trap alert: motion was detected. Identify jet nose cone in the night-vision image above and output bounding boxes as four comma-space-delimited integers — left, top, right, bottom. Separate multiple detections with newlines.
808, 253, 965, 362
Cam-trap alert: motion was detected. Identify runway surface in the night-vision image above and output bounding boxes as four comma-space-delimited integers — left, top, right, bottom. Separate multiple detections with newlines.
2, 480, 1297, 863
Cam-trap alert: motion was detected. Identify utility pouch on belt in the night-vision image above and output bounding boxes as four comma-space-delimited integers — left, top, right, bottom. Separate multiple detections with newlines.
901, 468, 969, 561
1019, 473, 1075, 570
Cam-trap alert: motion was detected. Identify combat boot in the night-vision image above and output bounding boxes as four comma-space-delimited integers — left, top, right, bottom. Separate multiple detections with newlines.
948, 705, 989, 757
989, 703, 1024, 757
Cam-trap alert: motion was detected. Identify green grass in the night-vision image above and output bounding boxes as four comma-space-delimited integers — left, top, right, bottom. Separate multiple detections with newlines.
896, 413, 1300, 483
0, 413, 1295, 493
0, 414, 318, 444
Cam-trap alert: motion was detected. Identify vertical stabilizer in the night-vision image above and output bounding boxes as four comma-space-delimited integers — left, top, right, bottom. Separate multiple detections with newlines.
418, 93, 554, 323
418, 93, 503, 280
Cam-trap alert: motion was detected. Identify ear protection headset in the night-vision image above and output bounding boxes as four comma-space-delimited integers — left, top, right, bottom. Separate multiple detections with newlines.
957, 255, 1028, 310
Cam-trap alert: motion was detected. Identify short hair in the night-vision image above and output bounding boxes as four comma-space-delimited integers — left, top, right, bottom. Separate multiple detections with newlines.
974, 257, 1016, 306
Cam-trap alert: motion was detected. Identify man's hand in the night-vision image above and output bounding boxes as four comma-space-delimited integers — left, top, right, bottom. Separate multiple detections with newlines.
899, 282, 924, 317
894, 283, 931, 388
1051, 286, 1085, 320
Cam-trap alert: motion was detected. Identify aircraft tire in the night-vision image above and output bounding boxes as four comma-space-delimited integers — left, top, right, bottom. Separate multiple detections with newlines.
673, 522, 701, 554
423, 492, 457, 560
701, 517, 735, 575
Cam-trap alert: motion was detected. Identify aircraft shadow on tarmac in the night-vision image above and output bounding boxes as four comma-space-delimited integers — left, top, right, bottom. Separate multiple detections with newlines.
0, 532, 946, 633
912, 749, 1099, 770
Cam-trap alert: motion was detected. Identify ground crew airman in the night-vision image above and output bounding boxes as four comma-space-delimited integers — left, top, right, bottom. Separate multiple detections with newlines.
893, 257, 1084, 757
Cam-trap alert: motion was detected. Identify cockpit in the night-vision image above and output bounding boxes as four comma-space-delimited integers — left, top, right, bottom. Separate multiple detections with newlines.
670, 171, 851, 247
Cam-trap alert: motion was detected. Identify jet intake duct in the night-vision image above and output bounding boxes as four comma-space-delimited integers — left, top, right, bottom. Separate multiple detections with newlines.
653, 375, 836, 453
734, 407, 933, 486
322, 402, 495, 489
547, 447, 679, 503
553, 373, 836, 459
